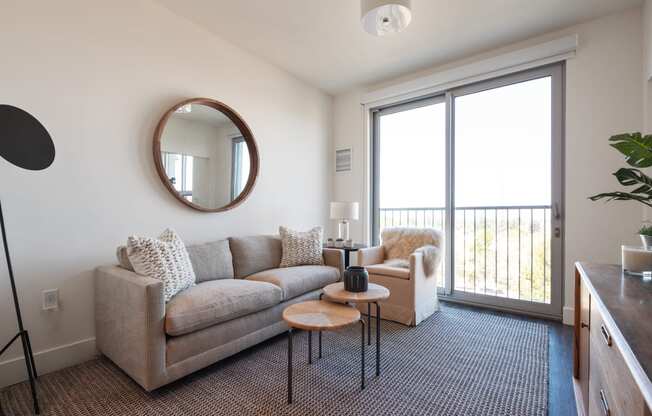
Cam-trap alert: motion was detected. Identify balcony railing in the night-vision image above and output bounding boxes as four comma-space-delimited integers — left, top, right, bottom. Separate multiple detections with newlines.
379, 206, 552, 304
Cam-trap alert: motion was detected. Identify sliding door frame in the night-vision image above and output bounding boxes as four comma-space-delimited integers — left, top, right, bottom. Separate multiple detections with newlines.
371, 94, 450, 294
445, 63, 564, 319
370, 63, 565, 319
371, 94, 447, 245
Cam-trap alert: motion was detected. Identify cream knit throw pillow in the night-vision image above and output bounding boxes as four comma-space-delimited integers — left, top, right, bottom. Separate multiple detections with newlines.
127, 229, 196, 302
279, 226, 324, 268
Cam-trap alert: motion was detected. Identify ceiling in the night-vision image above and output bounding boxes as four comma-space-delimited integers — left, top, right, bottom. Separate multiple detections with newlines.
156, 0, 642, 94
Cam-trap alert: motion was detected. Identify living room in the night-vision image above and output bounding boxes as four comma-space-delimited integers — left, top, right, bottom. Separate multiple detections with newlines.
1, 1, 651, 415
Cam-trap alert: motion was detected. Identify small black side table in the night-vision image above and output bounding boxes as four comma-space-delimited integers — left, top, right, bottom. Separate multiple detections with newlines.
324, 243, 367, 268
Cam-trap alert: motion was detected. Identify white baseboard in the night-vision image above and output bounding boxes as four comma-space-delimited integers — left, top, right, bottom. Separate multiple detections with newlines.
0, 337, 97, 389
563, 306, 575, 326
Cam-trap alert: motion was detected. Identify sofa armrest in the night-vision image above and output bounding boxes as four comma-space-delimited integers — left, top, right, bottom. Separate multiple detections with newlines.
323, 248, 345, 278
95, 266, 166, 391
358, 246, 385, 266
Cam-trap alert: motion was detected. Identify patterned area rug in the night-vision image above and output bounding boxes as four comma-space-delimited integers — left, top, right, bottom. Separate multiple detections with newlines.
0, 304, 548, 416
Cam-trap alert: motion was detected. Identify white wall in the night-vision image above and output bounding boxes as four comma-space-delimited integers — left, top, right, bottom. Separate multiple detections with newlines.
332, 7, 644, 324
643, 1, 652, 223
0, 0, 332, 387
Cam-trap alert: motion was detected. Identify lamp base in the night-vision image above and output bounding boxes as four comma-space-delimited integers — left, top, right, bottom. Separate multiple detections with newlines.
337, 220, 350, 241
0, 330, 39, 414
0, 200, 40, 414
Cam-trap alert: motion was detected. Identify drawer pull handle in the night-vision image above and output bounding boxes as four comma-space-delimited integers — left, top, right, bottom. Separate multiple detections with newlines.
580, 321, 589, 329
600, 325, 612, 346
599, 389, 611, 416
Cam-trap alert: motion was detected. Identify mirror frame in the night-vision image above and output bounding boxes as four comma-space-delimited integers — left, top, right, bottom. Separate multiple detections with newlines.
153, 97, 259, 212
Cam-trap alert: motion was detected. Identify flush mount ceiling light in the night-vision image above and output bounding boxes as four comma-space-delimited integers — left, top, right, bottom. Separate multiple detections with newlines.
361, 0, 412, 36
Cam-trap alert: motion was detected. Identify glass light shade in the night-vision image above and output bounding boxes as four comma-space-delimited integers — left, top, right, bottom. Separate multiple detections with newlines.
330, 201, 359, 220
175, 104, 192, 114
361, 0, 412, 36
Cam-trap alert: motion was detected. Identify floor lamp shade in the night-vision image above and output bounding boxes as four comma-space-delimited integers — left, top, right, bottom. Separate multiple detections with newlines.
0, 104, 55, 414
0, 104, 55, 171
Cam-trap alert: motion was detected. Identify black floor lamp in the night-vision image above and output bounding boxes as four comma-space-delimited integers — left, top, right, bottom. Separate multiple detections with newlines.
0, 104, 55, 415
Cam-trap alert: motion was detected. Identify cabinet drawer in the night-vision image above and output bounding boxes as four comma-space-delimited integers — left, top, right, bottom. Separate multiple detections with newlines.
589, 301, 645, 415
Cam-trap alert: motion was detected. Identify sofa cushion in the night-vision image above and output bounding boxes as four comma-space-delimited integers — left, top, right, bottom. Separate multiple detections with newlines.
366, 264, 410, 280
165, 279, 282, 336
166, 290, 321, 366
229, 235, 282, 278
246, 265, 339, 300
186, 239, 234, 282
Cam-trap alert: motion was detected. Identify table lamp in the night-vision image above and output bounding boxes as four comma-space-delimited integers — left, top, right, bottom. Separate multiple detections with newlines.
330, 202, 359, 242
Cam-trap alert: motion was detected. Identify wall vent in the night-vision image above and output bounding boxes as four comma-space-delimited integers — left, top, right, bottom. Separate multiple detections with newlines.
336, 148, 352, 172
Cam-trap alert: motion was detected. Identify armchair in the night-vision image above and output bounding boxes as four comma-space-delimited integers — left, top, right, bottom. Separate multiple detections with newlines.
358, 228, 442, 326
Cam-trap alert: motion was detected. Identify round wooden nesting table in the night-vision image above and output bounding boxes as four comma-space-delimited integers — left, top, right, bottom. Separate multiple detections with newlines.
282, 300, 365, 404
322, 282, 390, 377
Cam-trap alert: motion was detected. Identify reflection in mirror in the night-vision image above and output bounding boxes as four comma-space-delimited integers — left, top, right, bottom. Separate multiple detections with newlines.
158, 103, 252, 210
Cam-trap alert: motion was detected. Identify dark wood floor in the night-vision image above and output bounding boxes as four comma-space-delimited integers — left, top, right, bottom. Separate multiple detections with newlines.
444, 301, 576, 416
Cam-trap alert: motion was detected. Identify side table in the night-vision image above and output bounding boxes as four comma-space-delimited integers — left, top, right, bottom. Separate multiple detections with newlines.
282, 300, 365, 404
324, 243, 367, 268
321, 282, 390, 376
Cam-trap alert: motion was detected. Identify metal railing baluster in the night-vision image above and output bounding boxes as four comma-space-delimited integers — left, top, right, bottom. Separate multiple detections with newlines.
484, 209, 487, 295
463, 209, 466, 291
544, 209, 547, 304
506, 209, 510, 298
376, 205, 551, 303
518, 209, 521, 300
530, 208, 534, 302
495, 209, 498, 297
473, 209, 476, 293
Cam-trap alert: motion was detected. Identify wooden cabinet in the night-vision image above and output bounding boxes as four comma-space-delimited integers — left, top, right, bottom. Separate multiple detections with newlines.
574, 268, 591, 415
574, 263, 652, 416
588, 299, 645, 415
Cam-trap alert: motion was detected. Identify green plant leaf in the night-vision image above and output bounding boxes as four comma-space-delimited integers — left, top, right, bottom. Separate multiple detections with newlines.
613, 168, 652, 194
608, 133, 652, 168
589, 191, 652, 207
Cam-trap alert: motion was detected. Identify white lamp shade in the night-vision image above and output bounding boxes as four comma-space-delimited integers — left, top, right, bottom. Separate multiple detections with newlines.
330, 202, 359, 220
361, 0, 412, 36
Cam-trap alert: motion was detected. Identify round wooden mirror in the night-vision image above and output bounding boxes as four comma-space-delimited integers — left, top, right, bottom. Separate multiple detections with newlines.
153, 98, 259, 212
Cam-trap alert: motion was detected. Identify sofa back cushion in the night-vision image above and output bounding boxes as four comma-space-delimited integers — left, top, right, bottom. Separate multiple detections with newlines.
229, 235, 282, 278
186, 239, 234, 282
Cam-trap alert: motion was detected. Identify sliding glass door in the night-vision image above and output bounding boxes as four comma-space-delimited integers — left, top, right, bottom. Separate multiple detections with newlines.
372, 97, 448, 288
372, 64, 563, 318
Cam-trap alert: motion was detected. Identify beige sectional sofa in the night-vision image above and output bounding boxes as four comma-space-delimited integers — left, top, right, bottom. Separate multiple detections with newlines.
95, 235, 344, 391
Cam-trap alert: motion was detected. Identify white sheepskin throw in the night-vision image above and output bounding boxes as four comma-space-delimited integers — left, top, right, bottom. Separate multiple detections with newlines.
381, 227, 443, 277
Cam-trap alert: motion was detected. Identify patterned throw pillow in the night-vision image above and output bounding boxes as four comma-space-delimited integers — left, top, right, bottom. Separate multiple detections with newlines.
126, 229, 196, 302
279, 226, 324, 268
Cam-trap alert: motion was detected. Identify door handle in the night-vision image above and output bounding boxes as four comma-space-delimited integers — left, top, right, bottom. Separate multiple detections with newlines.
553, 203, 562, 238
600, 325, 612, 347
599, 389, 611, 416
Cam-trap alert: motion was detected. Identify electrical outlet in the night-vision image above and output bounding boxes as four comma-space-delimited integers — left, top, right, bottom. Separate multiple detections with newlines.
42, 289, 59, 311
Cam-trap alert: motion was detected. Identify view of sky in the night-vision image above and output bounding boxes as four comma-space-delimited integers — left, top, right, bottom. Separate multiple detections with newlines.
379, 76, 551, 209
